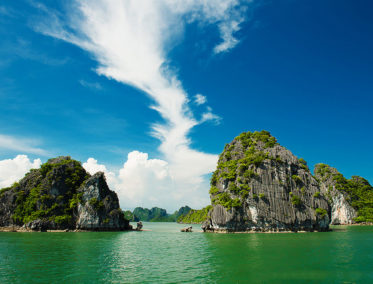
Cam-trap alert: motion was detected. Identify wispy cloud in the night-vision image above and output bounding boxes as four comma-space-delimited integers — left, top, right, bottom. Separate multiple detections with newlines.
213, 3, 250, 53
0, 5, 17, 18
0, 38, 69, 66
79, 79, 102, 90
0, 134, 49, 156
194, 94, 207, 105
33, 0, 250, 208
200, 107, 222, 125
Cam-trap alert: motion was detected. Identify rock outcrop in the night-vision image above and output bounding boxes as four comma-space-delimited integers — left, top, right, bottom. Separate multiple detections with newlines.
202, 131, 330, 232
75, 172, 130, 230
314, 164, 357, 224
314, 164, 373, 224
0, 156, 131, 231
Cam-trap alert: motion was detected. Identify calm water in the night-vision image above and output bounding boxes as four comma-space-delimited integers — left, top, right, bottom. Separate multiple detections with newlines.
0, 223, 372, 283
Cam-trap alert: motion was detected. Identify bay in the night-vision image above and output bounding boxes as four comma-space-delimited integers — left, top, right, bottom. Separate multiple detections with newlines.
0, 223, 372, 283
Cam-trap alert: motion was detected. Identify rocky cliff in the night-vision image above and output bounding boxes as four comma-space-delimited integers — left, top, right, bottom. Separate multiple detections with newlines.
202, 131, 330, 232
314, 164, 373, 224
0, 156, 131, 231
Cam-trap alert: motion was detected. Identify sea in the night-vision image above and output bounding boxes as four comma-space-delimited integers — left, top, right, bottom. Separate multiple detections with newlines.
0, 222, 372, 283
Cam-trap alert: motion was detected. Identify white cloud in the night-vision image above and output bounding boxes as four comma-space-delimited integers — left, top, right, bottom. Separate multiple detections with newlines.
194, 94, 207, 105
79, 79, 102, 90
0, 134, 49, 156
213, 3, 249, 53
34, 0, 251, 210
83, 157, 117, 187
0, 38, 69, 66
200, 107, 222, 125
0, 155, 41, 188
83, 153, 211, 211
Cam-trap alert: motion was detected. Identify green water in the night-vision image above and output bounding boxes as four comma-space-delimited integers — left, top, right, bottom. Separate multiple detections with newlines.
0, 223, 372, 283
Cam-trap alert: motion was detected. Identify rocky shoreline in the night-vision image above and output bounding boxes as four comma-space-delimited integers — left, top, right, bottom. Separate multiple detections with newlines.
0, 226, 143, 233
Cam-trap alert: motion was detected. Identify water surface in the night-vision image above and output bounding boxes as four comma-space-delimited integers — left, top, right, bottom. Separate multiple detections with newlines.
0, 223, 372, 283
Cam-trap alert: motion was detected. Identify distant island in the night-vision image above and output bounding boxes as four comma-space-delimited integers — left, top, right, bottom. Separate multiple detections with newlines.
123, 206, 192, 222
123, 206, 212, 224
201, 131, 373, 232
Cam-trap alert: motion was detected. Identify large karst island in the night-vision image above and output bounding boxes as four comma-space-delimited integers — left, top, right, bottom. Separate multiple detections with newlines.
0, 131, 372, 233
199, 131, 373, 232
0, 156, 131, 232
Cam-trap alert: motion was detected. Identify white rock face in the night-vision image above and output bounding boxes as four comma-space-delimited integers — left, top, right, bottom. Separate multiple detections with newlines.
331, 194, 357, 225
75, 172, 131, 230
249, 206, 258, 223
314, 164, 358, 225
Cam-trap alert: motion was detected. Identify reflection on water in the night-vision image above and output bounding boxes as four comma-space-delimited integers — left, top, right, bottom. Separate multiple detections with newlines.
0, 223, 372, 283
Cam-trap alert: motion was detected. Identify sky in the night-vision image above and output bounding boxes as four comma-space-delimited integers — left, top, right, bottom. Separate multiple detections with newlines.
0, 0, 372, 212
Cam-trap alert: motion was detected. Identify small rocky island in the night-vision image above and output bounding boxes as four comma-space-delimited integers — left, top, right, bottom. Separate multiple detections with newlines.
202, 131, 373, 233
0, 156, 131, 232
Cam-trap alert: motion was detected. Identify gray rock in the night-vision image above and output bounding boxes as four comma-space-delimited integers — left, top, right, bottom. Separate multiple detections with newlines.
203, 131, 330, 232
314, 164, 357, 225
76, 172, 131, 230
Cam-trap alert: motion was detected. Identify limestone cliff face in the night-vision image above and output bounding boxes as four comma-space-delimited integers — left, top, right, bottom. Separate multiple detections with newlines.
0, 156, 131, 231
202, 131, 330, 232
76, 172, 129, 230
314, 164, 357, 225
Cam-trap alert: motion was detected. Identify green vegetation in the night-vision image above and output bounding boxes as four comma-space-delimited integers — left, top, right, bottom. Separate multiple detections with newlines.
129, 206, 192, 222
212, 192, 241, 210
0, 182, 19, 196
240, 190, 250, 199
209, 186, 219, 195
89, 197, 104, 210
275, 155, 283, 163
259, 193, 266, 199
298, 158, 308, 170
313, 192, 320, 198
8, 157, 89, 226
123, 210, 134, 221
291, 195, 302, 206
54, 215, 72, 225
335, 175, 373, 223
208, 131, 279, 211
316, 164, 373, 223
292, 175, 303, 185
314, 164, 332, 181
228, 183, 240, 194
177, 206, 212, 224
243, 170, 258, 179
315, 208, 328, 218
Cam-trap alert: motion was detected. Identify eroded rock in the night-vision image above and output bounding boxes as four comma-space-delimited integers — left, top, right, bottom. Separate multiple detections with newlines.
203, 131, 330, 233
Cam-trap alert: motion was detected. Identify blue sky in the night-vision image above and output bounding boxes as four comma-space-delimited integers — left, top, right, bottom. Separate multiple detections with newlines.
0, 0, 372, 211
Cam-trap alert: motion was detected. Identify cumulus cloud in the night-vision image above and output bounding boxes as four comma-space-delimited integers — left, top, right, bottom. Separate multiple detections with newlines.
83, 153, 211, 211
0, 155, 41, 188
194, 94, 207, 105
0, 134, 49, 156
33, 0, 250, 210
